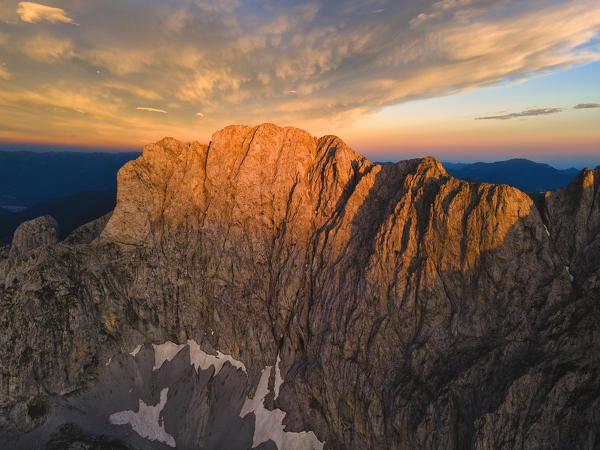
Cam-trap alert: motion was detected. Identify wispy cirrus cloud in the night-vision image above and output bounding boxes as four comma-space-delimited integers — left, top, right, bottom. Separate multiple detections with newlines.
410, 0, 496, 27
574, 103, 600, 109
475, 107, 563, 120
16, 2, 77, 25
136, 107, 167, 114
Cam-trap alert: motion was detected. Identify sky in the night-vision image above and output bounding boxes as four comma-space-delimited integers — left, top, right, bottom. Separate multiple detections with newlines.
0, 0, 599, 166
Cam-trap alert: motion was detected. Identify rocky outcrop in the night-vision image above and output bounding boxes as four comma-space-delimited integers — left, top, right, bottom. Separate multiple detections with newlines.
0, 123, 599, 449
8, 215, 59, 261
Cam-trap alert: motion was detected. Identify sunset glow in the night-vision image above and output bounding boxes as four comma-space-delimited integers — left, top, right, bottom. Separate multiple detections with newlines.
0, 0, 599, 165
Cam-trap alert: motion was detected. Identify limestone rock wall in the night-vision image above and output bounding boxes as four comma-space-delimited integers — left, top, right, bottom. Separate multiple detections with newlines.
1, 124, 599, 449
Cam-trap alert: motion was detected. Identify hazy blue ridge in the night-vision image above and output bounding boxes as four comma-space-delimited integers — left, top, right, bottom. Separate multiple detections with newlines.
376, 158, 580, 193
0, 150, 138, 208
0, 188, 117, 246
0, 149, 138, 246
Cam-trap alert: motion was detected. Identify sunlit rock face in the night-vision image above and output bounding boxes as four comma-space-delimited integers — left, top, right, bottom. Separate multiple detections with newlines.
1, 123, 599, 449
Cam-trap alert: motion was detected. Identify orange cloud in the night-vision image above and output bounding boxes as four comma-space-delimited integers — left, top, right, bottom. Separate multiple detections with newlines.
136, 107, 167, 114
16, 2, 77, 25
0, 64, 11, 80
0, 0, 598, 149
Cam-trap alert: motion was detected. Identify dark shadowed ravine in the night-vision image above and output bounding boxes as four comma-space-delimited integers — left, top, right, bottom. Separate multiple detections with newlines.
1, 124, 599, 449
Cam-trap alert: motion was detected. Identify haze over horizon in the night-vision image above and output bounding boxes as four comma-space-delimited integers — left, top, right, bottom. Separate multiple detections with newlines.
0, 0, 599, 165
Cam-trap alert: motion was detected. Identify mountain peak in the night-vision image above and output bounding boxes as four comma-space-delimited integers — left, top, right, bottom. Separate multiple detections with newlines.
104, 124, 457, 247
4, 124, 598, 449
104, 123, 369, 245
413, 155, 448, 178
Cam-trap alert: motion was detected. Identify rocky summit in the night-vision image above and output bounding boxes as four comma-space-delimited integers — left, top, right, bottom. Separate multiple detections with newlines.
0, 123, 599, 449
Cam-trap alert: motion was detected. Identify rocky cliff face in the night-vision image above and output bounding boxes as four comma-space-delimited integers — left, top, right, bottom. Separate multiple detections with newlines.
0, 123, 598, 449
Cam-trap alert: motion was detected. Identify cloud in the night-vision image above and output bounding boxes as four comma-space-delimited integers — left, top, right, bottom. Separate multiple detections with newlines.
136, 107, 167, 114
411, 0, 482, 27
105, 82, 162, 101
0, 85, 122, 117
0, 0, 599, 144
475, 107, 562, 120
20, 34, 74, 61
16, 2, 77, 25
0, 83, 194, 146
195, 112, 204, 117
0, 64, 11, 80
574, 103, 600, 109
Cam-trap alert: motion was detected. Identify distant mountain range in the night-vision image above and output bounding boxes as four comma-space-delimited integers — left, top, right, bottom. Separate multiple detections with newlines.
0, 150, 137, 245
0, 150, 138, 209
442, 159, 580, 193
378, 158, 580, 192
0, 189, 117, 245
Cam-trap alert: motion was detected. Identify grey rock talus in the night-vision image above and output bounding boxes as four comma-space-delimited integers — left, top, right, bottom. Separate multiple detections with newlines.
0, 123, 599, 449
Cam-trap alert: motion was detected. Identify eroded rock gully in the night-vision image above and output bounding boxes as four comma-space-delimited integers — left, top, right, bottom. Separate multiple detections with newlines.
0, 124, 598, 449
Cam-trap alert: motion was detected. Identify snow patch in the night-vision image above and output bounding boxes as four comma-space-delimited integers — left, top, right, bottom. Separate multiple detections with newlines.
151, 340, 246, 374
241, 365, 323, 450
566, 266, 574, 282
118, 341, 320, 449
274, 354, 283, 400
543, 225, 550, 237
152, 342, 185, 371
188, 340, 246, 374
109, 388, 176, 447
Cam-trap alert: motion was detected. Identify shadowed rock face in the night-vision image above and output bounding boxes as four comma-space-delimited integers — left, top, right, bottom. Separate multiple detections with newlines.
6, 341, 291, 450
0, 123, 599, 449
